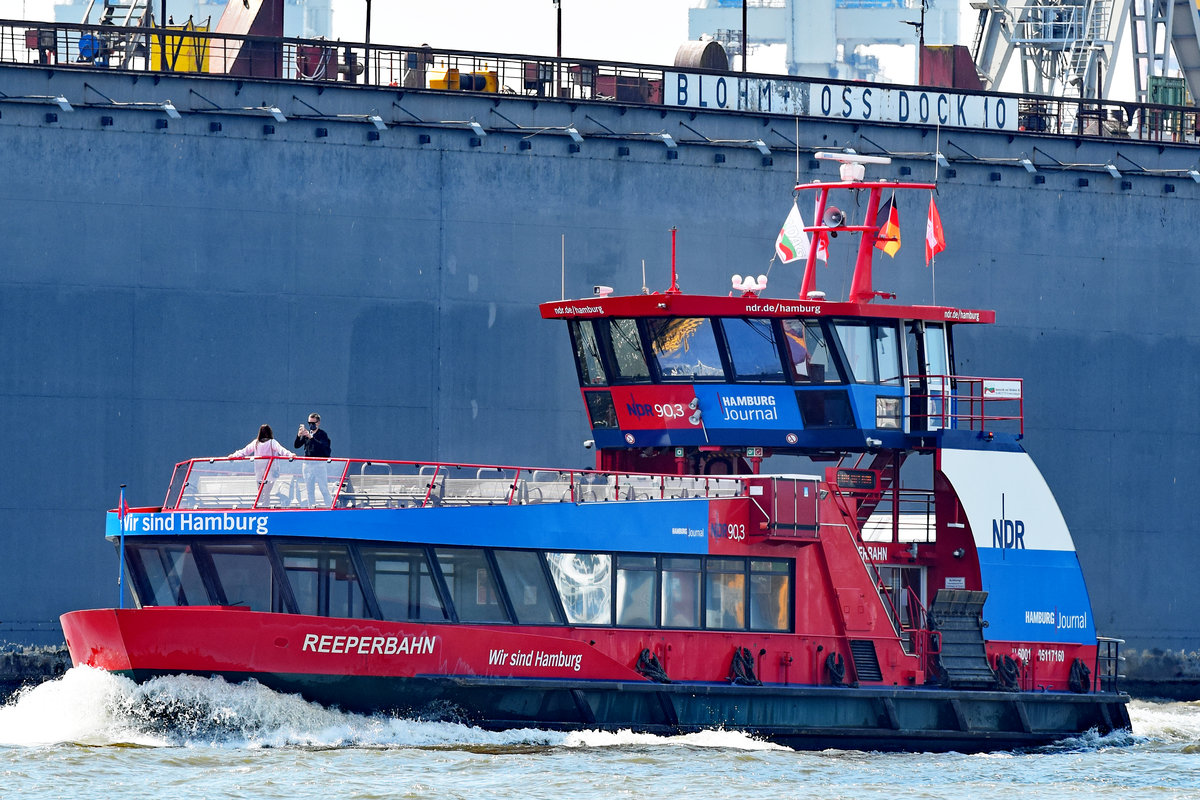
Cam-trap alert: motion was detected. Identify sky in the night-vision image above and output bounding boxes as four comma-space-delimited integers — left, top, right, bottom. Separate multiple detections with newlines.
330, 0, 727, 70
0, 0, 1143, 95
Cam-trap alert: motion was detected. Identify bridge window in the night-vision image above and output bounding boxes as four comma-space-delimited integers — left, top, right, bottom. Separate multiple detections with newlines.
277, 543, 371, 619
782, 319, 839, 383
569, 320, 608, 386
359, 546, 446, 622
607, 318, 652, 383
648, 317, 726, 380
493, 549, 564, 624
832, 320, 902, 384
434, 548, 509, 623
722, 318, 787, 382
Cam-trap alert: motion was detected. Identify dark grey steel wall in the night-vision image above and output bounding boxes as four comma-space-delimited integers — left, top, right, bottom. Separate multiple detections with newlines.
1, 64, 1196, 650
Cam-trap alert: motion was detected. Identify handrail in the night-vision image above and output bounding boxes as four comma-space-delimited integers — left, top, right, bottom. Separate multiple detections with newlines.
1094, 635, 1124, 693
4, 18, 1200, 145
905, 374, 1024, 437
164, 456, 754, 510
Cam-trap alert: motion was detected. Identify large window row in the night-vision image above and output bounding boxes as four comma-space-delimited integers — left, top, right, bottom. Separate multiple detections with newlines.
570, 316, 946, 388
126, 539, 793, 632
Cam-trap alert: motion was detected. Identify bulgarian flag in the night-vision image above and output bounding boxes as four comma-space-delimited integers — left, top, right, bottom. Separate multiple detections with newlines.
875, 193, 901, 257
813, 196, 828, 262
775, 201, 809, 264
925, 194, 946, 265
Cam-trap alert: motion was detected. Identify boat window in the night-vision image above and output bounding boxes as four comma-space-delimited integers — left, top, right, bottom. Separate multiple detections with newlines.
607, 318, 651, 383
749, 560, 791, 631
201, 543, 274, 612
704, 558, 746, 630
782, 319, 839, 384
661, 556, 701, 628
831, 320, 902, 384
130, 545, 173, 606
277, 543, 371, 619
616, 555, 657, 627
493, 550, 564, 624
584, 391, 618, 429
569, 320, 608, 386
874, 324, 902, 385
647, 318, 726, 381
359, 546, 447, 622
722, 318, 786, 382
127, 544, 209, 606
832, 321, 874, 382
924, 324, 949, 376
434, 548, 509, 623
545, 552, 612, 625
877, 565, 926, 636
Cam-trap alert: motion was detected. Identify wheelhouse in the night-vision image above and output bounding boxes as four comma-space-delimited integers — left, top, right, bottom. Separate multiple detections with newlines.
541, 296, 1018, 472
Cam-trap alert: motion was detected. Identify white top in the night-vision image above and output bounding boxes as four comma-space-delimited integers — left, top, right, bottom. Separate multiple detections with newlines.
229, 438, 294, 459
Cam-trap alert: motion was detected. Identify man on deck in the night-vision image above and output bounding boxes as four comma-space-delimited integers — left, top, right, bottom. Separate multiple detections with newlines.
295, 412, 333, 507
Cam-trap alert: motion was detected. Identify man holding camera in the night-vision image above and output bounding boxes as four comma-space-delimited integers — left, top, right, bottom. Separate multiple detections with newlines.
295, 412, 333, 507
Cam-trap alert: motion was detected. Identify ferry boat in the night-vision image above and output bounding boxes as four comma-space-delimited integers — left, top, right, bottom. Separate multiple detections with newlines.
60, 154, 1131, 752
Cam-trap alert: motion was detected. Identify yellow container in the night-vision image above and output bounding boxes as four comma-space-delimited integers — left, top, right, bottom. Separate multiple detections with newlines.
428, 66, 460, 90
149, 19, 211, 73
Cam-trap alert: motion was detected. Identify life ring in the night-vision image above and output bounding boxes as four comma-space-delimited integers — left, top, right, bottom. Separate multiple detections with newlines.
825, 652, 846, 686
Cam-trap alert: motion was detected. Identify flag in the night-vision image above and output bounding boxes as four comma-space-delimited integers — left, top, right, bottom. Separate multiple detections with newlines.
812, 196, 828, 263
875, 194, 901, 257
118, 486, 129, 524
925, 195, 946, 265
775, 201, 810, 264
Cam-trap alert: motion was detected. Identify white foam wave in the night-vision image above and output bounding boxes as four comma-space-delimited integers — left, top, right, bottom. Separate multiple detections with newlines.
0, 667, 559, 749
1128, 699, 1200, 745
563, 727, 785, 751
0, 668, 783, 752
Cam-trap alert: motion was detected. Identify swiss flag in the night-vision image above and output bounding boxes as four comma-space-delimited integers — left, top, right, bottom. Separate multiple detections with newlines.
925, 195, 946, 265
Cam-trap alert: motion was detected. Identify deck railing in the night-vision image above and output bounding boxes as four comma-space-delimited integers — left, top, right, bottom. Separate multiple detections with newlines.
906, 374, 1024, 437
3, 18, 1200, 145
165, 457, 748, 511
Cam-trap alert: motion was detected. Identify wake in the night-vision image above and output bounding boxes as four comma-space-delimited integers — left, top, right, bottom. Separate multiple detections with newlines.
0, 667, 779, 751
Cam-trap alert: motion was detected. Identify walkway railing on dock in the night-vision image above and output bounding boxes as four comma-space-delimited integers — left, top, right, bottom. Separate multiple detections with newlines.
2, 18, 1200, 145
165, 457, 750, 511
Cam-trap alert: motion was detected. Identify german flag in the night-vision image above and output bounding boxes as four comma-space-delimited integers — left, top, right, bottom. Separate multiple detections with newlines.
875, 194, 901, 257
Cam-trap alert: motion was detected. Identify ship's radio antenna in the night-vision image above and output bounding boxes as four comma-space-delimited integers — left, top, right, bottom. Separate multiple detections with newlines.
641, 259, 648, 294
560, 233, 565, 301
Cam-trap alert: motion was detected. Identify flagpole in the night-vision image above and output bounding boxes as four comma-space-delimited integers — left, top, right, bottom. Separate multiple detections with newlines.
118, 483, 127, 609
794, 116, 799, 186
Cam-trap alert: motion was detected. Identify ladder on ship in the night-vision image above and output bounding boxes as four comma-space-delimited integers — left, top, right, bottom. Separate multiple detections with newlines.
79, 0, 155, 69
848, 450, 908, 529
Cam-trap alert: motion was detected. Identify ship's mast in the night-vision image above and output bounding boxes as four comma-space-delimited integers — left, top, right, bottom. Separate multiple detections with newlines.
798, 152, 935, 303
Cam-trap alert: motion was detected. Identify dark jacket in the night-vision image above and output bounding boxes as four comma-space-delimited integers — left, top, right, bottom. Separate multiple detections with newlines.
295, 428, 332, 458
